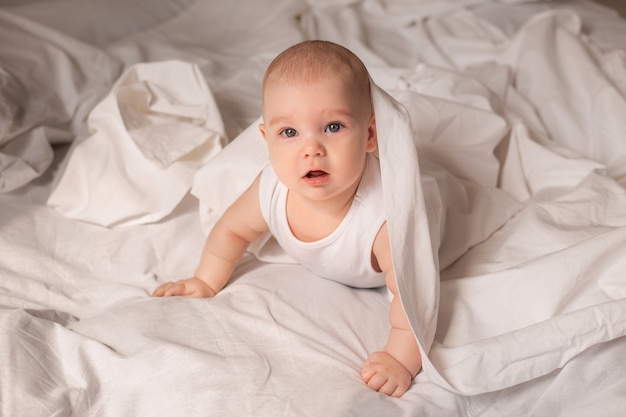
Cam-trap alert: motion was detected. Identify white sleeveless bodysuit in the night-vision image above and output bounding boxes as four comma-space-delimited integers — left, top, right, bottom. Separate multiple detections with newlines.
258, 154, 386, 288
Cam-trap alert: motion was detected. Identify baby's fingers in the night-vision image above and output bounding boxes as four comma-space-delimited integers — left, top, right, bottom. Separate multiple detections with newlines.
152, 281, 186, 297
363, 370, 407, 397
151, 283, 167, 297
362, 369, 388, 391
361, 352, 412, 397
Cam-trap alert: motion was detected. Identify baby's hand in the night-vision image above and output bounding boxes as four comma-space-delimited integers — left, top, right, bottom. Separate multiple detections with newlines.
361, 351, 412, 397
152, 277, 217, 298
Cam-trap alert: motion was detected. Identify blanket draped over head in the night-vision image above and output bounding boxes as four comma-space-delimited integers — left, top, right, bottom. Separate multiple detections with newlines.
46, 9, 626, 395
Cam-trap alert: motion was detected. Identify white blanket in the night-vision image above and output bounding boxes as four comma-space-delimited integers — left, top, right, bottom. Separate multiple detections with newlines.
47, 61, 226, 226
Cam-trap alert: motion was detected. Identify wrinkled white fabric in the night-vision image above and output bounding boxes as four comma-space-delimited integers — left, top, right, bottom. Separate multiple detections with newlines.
1, 0, 626, 416
47, 61, 226, 226
0, 10, 118, 192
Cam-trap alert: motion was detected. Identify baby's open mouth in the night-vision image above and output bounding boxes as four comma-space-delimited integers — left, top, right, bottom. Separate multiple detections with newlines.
305, 170, 328, 178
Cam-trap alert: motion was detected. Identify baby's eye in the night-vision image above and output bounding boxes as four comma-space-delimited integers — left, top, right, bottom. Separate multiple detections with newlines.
281, 128, 298, 138
325, 123, 343, 133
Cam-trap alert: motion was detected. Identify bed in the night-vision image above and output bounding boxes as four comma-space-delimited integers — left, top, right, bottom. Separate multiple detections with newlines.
1, 0, 625, 415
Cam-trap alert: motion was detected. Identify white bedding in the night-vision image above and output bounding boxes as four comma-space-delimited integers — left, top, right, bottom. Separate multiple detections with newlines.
1, 0, 626, 416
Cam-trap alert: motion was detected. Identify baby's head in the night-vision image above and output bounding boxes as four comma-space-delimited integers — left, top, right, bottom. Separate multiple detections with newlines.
262, 40, 372, 118
259, 41, 377, 203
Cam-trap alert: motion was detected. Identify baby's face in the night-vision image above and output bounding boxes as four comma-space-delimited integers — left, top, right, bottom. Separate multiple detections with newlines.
259, 75, 376, 204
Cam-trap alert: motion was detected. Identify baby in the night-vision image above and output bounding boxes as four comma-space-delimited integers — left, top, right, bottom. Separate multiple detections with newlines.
153, 40, 422, 397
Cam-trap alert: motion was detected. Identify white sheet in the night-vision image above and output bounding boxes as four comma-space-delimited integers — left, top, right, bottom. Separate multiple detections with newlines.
0, 10, 119, 192
47, 61, 226, 226
1, 0, 626, 416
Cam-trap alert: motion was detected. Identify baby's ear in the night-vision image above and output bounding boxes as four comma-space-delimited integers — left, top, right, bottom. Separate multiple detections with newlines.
366, 113, 377, 152
259, 123, 267, 141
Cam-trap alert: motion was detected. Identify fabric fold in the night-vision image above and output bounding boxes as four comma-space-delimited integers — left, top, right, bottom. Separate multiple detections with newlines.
47, 61, 226, 227
0, 10, 118, 192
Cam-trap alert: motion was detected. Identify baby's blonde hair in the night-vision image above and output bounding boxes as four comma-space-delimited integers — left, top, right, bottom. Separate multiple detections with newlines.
262, 40, 372, 112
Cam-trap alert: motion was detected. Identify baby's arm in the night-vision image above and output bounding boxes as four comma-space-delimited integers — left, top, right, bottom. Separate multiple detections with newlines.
152, 175, 267, 298
361, 222, 422, 397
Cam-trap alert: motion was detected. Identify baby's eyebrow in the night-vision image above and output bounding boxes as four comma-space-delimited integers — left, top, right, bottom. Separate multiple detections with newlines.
267, 109, 357, 126
323, 109, 354, 118
320, 110, 360, 123
267, 115, 293, 126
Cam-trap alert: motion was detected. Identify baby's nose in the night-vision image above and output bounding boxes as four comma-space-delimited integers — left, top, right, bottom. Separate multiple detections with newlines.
303, 137, 325, 157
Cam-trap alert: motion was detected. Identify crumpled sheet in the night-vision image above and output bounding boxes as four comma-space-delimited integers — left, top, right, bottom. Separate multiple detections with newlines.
192, 9, 626, 394
4, 0, 624, 398
0, 10, 118, 192
47, 61, 226, 226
